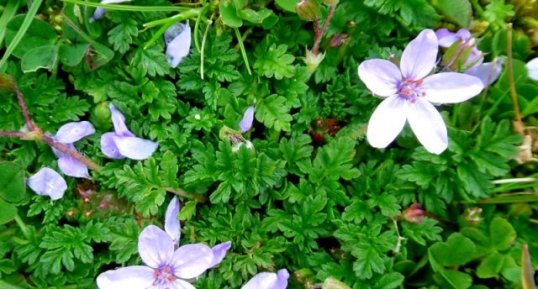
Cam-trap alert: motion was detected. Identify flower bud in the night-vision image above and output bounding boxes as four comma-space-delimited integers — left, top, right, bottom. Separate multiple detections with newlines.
304, 49, 325, 73
295, 0, 321, 22
0, 73, 16, 92
402, 203, 426, 224
322, 277, 351, 289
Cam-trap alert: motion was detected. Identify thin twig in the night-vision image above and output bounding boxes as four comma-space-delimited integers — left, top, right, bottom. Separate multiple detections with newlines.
42, 135, 101, 171
15, 88, 35, 131
311, 4, 336, 55
506, 23, 525, 135
0, 131, 25, 138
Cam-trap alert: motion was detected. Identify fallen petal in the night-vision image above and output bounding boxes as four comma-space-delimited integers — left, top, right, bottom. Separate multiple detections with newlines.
239, 106, 255, 133
165, 23, 192, 68
366, 95, 407, 149
275, 269, 290, 289
164, 196, 181, 245
358, 59, 401, 97
113, 135, 158, 160
58, 156, 90, 178
209, 241, 232, 268
138, 225, 175, 268
96, 266, 154, 289
422, 72, 484, 104
400, 29, 438, 80
27, 167, 67, 200
241, 272, 279, 289
55, 121, 95, 144
172, 244, 213, 279
407, 98, 448, 154
109, 104, 134, 137
100, 132, 125, 159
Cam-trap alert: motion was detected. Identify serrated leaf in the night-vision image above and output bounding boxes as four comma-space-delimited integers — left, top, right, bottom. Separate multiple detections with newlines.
256, 94, 292, 131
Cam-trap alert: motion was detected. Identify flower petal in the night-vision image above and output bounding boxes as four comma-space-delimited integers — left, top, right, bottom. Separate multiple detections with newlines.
90, 8, 106, 22
96, 266, 154, 289
526, 57, 538, 81
58, 156, 89, 179
27, 167, 67, 200
366, 95, 407, 149
465, 60, 503, 86
400, 29, 438, 80
109, 104, 134, 137
55, 121, 95, 144
241, 272, 278, 289
435, 28, 459, 47
165, 23, 192, 68
172, 244, 213, 279
113, 135, 158, 160
209, 241, 232, 268
422, 72, 484, 104
239, 106, 255, 133
407, 98, 448, 154
100, 132, 125, 159
357, 59, 401, 97
138, 225, 175, 268
170, 279, 196, 289
274, 269, 290, 289
165, 196, 181, 245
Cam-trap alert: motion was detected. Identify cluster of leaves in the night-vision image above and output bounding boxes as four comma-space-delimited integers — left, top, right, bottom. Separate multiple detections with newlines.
0, 0, 537, 289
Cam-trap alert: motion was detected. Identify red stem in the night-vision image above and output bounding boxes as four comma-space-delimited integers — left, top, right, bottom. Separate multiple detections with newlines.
15, 89, 35, 131
312, 5, 337, 55
0, 131, 26, 138
42, 135, 101, 171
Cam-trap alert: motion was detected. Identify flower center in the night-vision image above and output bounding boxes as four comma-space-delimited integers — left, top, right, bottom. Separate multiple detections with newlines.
153, 265, 177, 287
398, 78, 424, 102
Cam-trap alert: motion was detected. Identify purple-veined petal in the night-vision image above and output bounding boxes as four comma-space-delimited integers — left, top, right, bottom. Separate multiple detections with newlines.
526, 57, 538, 81
96, 266, 154, 289
209, 241, 232, 268
58, 156, 89, 179
138, 225, 175, 268
465, 60, 503, 86
165, 23, 192, 68
366, 95, 407, 149
358, 59, 401, 97
55, 121, 95, 144
241, 272, 279, 289
113, 135, 158, 160
171, 244, 213, 279
109, 104, 134, 137
27, 167, 67, 201
422, 72, 484, 104
435, 28, 459, 47
100, 132, 125, 159
239, 106, 255, 133
274, 269, 290, 289
165, 196, 181, 245
400, 29, 438, 80
407, 98, 448, 154
170, 279, 196, 289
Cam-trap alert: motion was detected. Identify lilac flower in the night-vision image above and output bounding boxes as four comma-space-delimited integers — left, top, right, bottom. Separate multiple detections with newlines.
96, 197, 231, 289
239, 106, 254, 133
100, 104, 158, 160
53, 121, 95, 178
165, 23, 192, 68
27, 167, 67, 200
90, 0, 131, 22
527, 57, 538, 81
241, 269, 289, 289
435, 28, 502, 86
358, 29, 484, 154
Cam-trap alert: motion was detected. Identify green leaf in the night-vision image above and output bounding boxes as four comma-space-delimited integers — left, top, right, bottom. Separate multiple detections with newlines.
489, 217, 516, 251
0, 198, 17, 225
375, 272, 405, 289
275, 0, 299, 12
21, 44, 58, 73
130, 45, 170, 77
5, 15, 55, 58
0, 162, 26, 204
441, 269, 473, 289
429, 233, 476, 267
58, 43, 89, 66
107, 19, 138, 54
256, 94, 293, 131
476, 252, 505, 278
434, 0, 472, 27
309, 137, 360, 183
220, 0, 243, 27
253, 40, 296, 79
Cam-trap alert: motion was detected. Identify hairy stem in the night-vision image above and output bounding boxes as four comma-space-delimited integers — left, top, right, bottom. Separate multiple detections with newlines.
311, 4, 337, 55
42, 135, 101, 171
15, 88, 35, 131
0, 131, 25, 138
506, 23, 525, 135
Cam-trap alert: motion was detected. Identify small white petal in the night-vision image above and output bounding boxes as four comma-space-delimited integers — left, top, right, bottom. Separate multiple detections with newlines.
27, 168, 67, 200
138, 225, 175, 268
358, 59, 401, 97
58, 156, 89, 179
165, 23, 192, 68
407, 98, 448, 154
400, 29, 438, 80
96, 266, 154, 289
526, 57, 538, 81
241, 272, 278, 289
55, 121, 95, 144
164, 196, 181, 244
422, 72, 484, 104
367, 95, 407, 149
172, 244, 213, 279
109, 104, 134, 137
113, 136, 158, 160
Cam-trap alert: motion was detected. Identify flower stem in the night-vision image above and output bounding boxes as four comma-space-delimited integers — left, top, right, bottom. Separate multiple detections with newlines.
506, 23, 525, 135
14, 214, 30, 240
166, 187, 207, 203
311, 4, 337, 56
42, 135, 101, 171
14, 88, 35, 131
0, 131, 25, 138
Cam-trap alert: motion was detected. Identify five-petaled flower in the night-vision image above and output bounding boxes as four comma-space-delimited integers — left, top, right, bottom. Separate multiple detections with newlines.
165, 23, 192, 68
96, 197, 231, 289
52, 121, 95, 178
27, 167, 67, 200
241, 269, 289, 289
100, 104, 158, 160
358, 29, 484, 154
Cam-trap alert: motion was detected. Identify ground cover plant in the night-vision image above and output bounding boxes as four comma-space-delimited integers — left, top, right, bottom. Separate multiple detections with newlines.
0, 0, 538, 288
